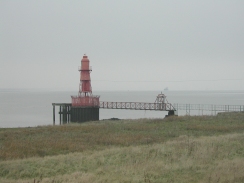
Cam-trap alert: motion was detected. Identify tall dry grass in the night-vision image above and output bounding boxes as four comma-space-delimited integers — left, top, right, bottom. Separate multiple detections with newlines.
1, 113, 244, 161
0, 133, 244, 182
0, 112, 244, 182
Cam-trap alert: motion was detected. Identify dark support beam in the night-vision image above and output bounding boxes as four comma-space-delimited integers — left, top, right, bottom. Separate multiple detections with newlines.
63, 106, 67, 124
67, 106, 69, 123
53, 105, 55, 125
59, 106, 61, 125
68, 106, 70, 123
52, 103, 72, 125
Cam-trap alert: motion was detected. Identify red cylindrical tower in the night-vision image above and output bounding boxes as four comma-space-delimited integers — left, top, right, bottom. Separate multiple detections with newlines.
79, 55, 92, 96
71, 54, 100, 107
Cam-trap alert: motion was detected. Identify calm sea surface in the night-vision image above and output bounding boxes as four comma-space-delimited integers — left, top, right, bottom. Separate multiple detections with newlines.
0, 90, 244, 128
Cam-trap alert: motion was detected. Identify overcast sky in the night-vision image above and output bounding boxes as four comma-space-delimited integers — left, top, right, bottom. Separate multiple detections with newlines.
1, 0, 244, 91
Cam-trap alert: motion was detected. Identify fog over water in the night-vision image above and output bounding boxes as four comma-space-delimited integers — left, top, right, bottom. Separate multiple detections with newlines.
1, 1, 244, 91
0, 90, 243, 128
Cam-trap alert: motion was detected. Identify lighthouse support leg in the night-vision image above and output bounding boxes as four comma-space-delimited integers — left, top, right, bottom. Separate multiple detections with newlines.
53, 105, 55, 125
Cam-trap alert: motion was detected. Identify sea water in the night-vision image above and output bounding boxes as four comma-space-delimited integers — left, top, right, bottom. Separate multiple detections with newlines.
0, 90, 244, 128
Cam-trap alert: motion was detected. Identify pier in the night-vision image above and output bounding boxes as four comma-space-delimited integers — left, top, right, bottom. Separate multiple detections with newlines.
52, 102, 244, 125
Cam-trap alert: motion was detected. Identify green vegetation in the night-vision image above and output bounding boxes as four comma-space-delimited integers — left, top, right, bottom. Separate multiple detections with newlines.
0, 112, 244, 182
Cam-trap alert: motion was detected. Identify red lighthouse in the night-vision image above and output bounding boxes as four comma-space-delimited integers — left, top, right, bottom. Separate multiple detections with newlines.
71, 55, 100, 107
79, 54, 92, 95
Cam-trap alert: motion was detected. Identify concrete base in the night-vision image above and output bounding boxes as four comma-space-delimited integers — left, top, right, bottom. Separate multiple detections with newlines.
165, 110, 177, 118
71, 107, 99, 122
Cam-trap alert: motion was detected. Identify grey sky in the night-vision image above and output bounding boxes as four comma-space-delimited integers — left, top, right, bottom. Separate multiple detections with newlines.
1, 0, 244, 91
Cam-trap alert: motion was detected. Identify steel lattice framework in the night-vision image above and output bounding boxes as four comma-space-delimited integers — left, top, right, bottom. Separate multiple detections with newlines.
99, 101, 176, 111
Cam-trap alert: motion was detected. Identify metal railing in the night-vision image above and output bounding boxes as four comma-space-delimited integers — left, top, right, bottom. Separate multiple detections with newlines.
99, 101, 175, 111
173, 103, 244, 112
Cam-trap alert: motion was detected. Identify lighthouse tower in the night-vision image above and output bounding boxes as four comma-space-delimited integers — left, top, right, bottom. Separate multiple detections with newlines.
78, 54, 92, 96
71, 55, 100, 107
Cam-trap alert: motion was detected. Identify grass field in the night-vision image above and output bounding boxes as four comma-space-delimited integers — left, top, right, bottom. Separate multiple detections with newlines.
0, 112, 244, 182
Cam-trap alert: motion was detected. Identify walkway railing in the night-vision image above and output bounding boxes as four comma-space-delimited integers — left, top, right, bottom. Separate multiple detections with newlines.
173, 103, 244, 115
99, 101, 176, 111
173, 104, 244, 112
